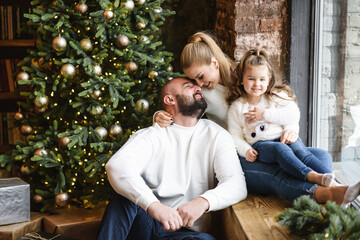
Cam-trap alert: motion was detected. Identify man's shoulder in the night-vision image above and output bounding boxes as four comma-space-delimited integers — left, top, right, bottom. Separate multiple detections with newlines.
200, 119, 230, 134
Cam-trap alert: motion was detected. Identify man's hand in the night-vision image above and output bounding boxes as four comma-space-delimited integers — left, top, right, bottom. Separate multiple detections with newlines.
154, 111, 173, 127
147, 201, 183, 231
244, 107, 264, 123
280, 129, 298, 144
176, 197, 209, 228
246, 149, 258, 162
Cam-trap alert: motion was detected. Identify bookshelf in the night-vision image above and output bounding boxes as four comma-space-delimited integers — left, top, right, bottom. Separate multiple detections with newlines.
0, 0, 33, 153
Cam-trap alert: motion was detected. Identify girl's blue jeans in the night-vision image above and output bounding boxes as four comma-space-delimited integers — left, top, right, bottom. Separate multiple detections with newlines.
252, 138, 332, 181
239, 146, 332, 202
97, 193, 215, 240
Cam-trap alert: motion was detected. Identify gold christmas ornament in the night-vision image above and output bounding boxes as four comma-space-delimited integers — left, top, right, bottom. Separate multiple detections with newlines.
16, 72, 30, 82
75, 3, 88, 13
90, 105, 103, 115
139, 35, 150, 44
33, 194, 43, 204
109, 124, 123, 138
136, 0, 146, 5
95, 127, 108, 140
55, 192, 69, 207
90, 89, 102, 99
166, 65, 173, 72
80, 38, 93, 51
34, 148, 48, 156
61, 64, 76, 78
20, 165, 30, 175
36, 106, 48, 113
125, 61, 138, 73
52, 36, 67, 51
123, 0, 135, 10
20, 125, 33, 135
14, 112, 24, 121
148, 70, 159, 79
136, 22, 146, 30
103, 10, 114, 20
34, 96, 49, 108
59, 136, 71, 148
115, 35, 130, 49
135, 99, 150, 113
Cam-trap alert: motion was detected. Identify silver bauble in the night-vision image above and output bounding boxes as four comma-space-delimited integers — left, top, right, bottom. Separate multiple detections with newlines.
33, 194, 44, 204
115, 35, 130, 49
90, 105, 103, 115
148, 70, 159, 79
20, 165, 30, 175
154, 6, 163, 14
61, 64, 76, 78
103, 10, 114, 20
109, 124, 123, 138
75, 3, 88, 13
125, 61, 138, 73
80, 38, 93, 52
139, 35, 150, 44
55, 193, 69, 207
34, 96, 49, 108
20, 125, 33, 135
124, 0, 135, 10
136, 22, 146, 30
135, 99, 150, 113
90, 89, 102, 99
14, 112, 24, 121
95, 127, 108, 140
16, 72, 30, 82
52, 36, 67, 51
94, 65, 102, 75
136, 0, 146, 5
166, 65, 173, 72
59, 136, 70, 148
34, 148, 48, 156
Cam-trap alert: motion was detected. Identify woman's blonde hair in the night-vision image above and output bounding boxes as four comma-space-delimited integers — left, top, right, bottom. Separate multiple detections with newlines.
180, 32, 236, 92
227, 49, 296, 104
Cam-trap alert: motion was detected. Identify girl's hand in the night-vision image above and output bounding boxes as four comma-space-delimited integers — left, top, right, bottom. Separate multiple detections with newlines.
244, 107, 264, 123
154, 111, 174, 127
246, 149, 258, 162
280, 130, 298, 144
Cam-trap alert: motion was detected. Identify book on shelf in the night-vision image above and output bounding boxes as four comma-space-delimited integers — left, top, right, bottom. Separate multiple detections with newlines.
1, 5, 35, 40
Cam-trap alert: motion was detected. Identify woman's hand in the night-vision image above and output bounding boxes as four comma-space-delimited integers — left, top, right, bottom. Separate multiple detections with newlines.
244, 107, 264, 123
280, 129, 298, 144
246, 149, 258, 162
154, 110, 173, 127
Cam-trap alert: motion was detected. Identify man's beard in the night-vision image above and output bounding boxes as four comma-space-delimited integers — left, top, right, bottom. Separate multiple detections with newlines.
176, 93, 207, 119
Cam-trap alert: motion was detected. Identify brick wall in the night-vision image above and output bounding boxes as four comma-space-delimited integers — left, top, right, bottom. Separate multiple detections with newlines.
215, 0, 289, 82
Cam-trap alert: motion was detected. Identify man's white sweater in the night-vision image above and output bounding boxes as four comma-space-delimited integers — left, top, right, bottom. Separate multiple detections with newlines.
228, 92, 300, 157
106, 119, 247, 232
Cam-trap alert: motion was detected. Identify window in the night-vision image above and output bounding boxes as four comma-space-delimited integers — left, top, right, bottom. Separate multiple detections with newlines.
312, 0, 360, 162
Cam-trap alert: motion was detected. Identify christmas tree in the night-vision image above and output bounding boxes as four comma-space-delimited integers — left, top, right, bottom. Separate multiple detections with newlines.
276, 196, 360, 239
0, 0, 179, 211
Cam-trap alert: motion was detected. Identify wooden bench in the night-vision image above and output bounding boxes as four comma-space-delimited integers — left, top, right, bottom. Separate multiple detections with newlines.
219, 194, 295, 240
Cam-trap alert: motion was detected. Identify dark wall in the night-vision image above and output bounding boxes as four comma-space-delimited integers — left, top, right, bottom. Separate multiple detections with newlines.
161, 0, 216, 72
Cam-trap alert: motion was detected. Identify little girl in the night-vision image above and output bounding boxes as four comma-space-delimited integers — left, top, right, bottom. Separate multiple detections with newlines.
227, 49, 336, 187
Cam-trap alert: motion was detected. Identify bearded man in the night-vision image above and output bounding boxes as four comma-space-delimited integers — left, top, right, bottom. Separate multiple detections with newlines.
97, 78, 247, 240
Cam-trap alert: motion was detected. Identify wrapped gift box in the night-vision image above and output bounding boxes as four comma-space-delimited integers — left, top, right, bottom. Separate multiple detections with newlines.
43, 204, 106, 240
0, 178, 30, 225
0, 212, 45, 240
18, 231, 75, 240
